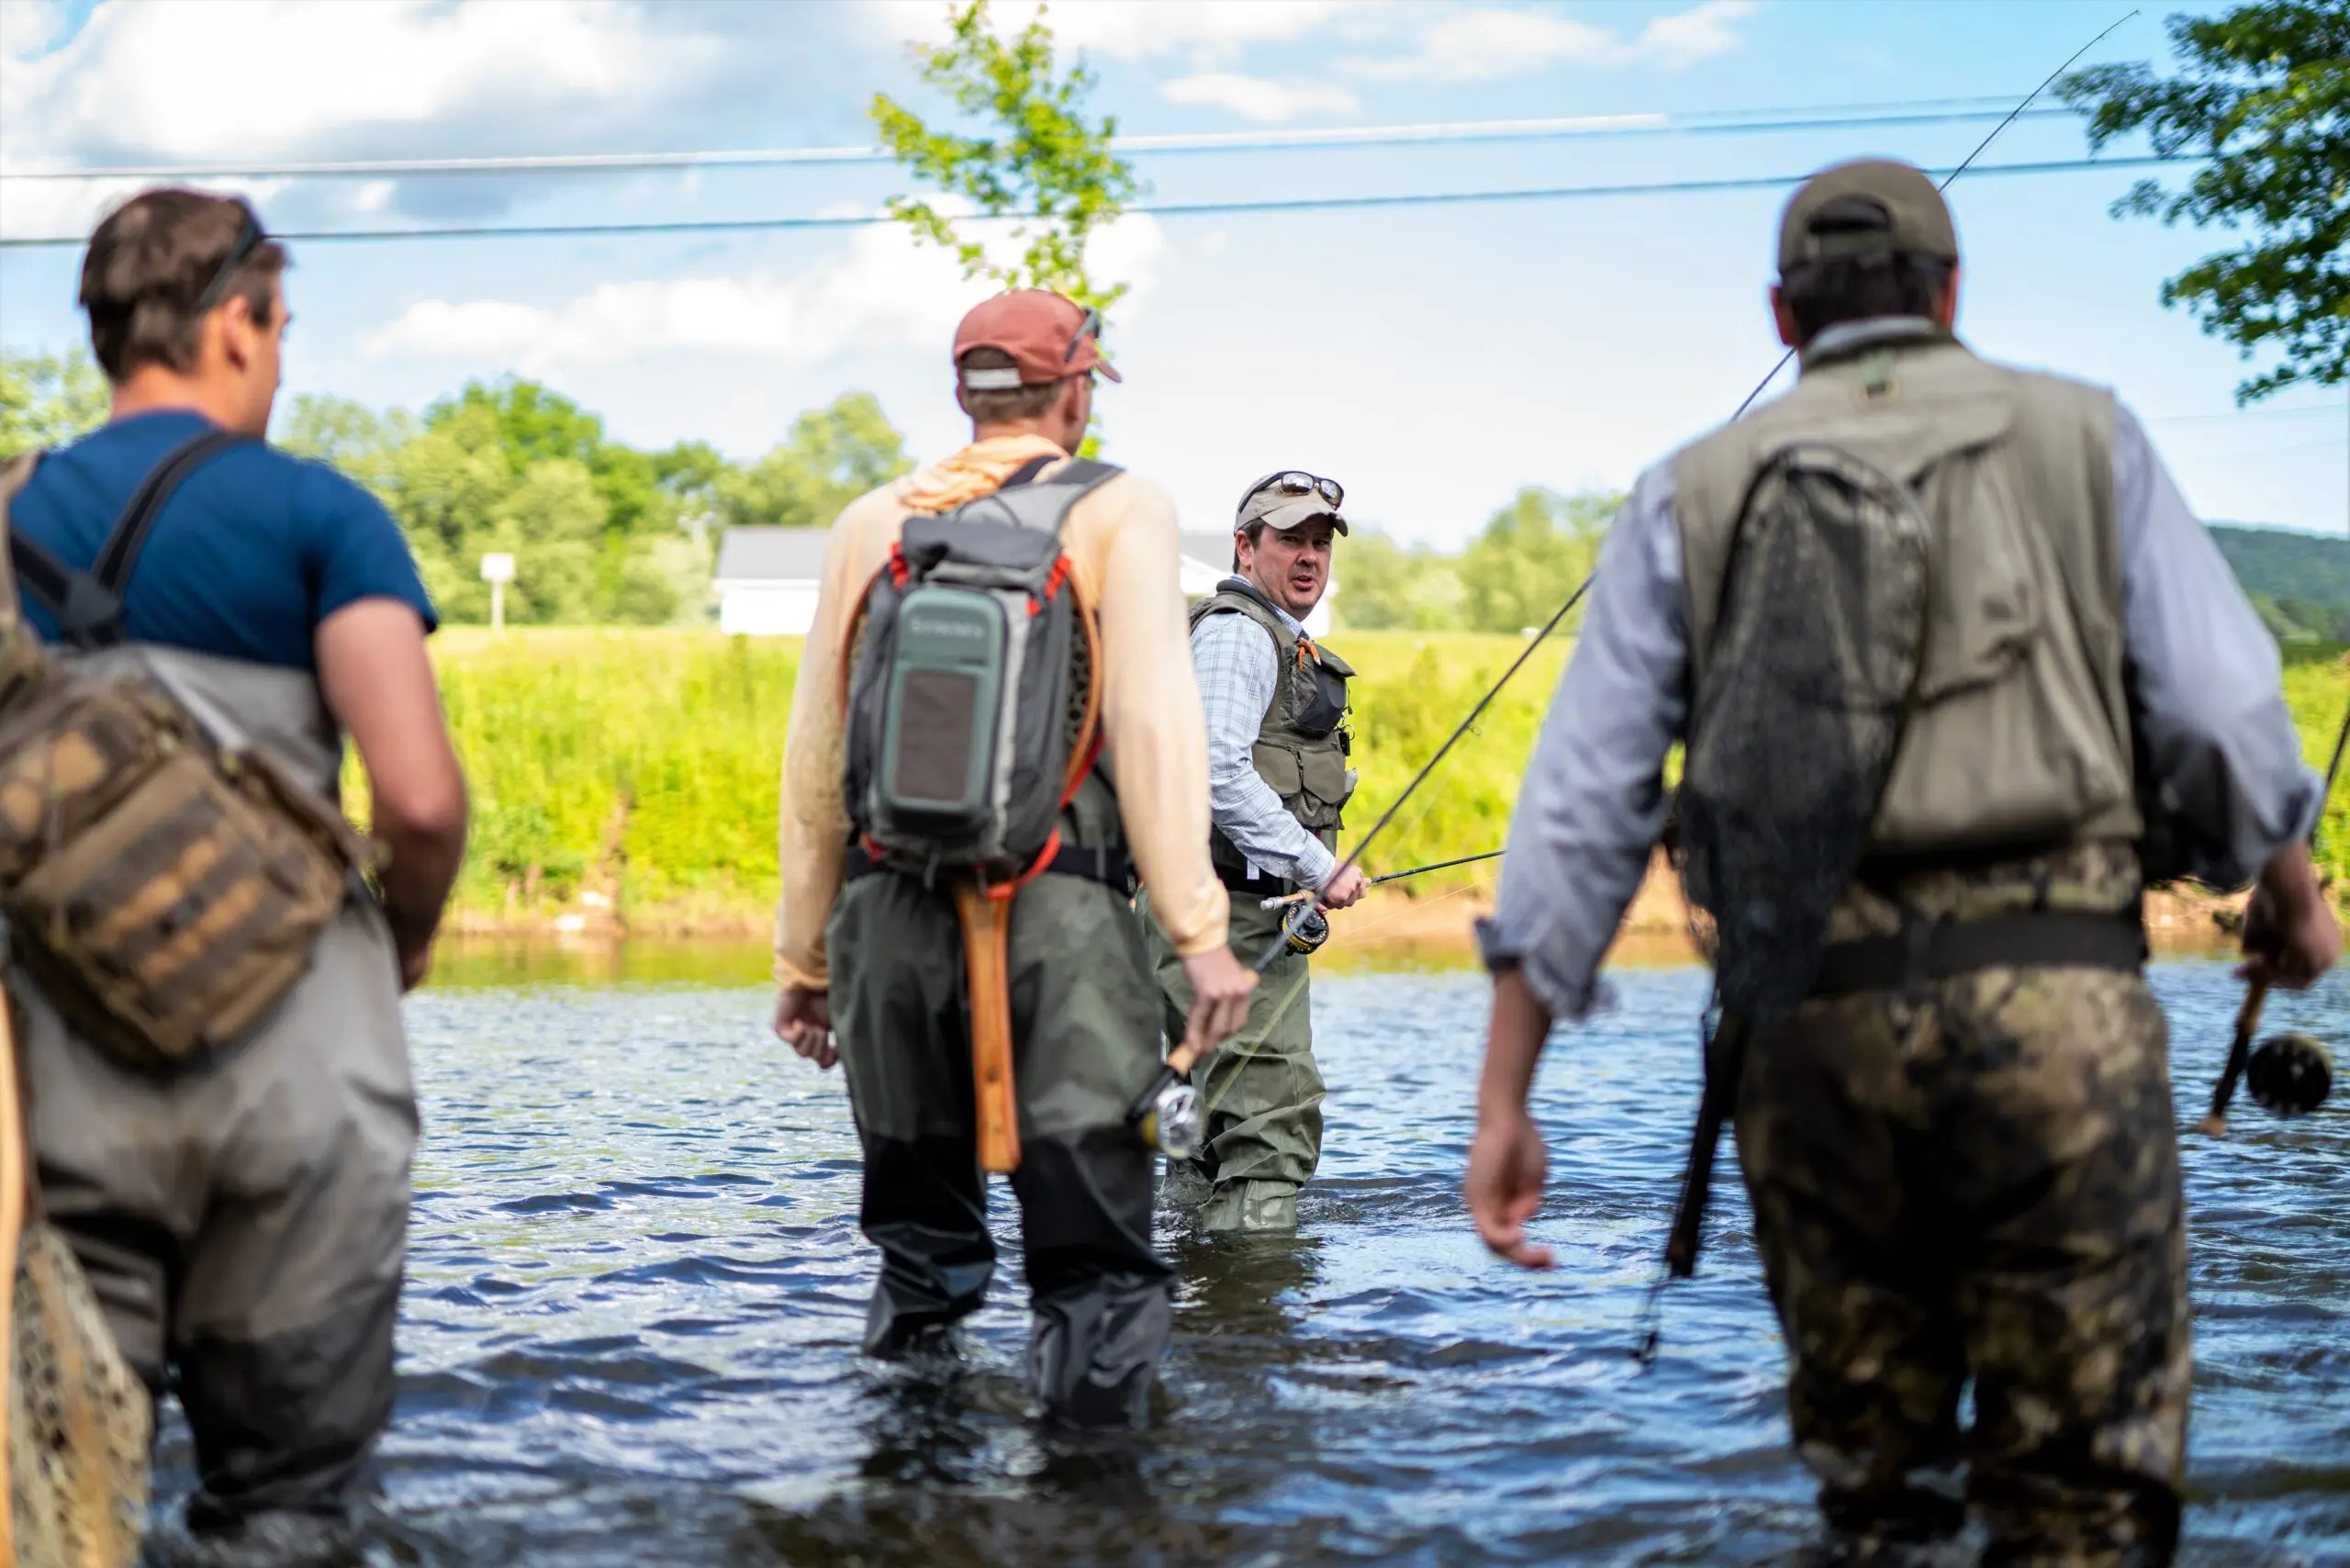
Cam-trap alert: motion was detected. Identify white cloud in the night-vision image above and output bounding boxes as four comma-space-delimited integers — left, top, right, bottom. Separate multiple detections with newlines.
1634, 0, 1758, 67
1160, 73, 1359, 124
363, 213, 1167, 375
0, 0, 887, 227
6, 2, 722, 162
1355, 0, 1755, 82
872, 1, 1361, 62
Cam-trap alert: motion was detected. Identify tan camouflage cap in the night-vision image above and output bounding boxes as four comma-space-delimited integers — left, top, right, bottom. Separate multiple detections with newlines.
1777, 158, 1958, 274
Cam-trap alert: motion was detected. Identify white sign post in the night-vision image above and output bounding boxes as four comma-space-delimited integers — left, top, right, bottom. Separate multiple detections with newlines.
480, 553, 516, 633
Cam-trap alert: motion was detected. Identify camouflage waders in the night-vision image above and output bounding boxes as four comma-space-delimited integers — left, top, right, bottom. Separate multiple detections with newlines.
1141, 886, 1324, 1233
1735, 842, 2187, 1565
826, 778, 1173, 1428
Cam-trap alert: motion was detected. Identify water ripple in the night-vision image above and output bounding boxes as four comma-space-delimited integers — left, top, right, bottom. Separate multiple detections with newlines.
129, 954, 2350, 1566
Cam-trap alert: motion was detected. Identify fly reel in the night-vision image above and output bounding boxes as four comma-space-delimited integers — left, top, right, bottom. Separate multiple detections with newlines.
2244, 1033, 2333, 1120
1137, 1080, 1203, 1160
1282, 902, 1330, 956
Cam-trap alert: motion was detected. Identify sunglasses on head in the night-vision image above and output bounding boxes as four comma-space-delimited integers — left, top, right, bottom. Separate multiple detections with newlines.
194, 207, 267, 314
1063, 304, 1102, 364
1245, 470, 1343, 511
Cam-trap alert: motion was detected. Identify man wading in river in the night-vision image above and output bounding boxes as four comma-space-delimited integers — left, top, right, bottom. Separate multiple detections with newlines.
771, 289, 1254, 1427
1464, 159, 2339, 1562
1143, 471, 1364, 1234
3, 191, 467, 1551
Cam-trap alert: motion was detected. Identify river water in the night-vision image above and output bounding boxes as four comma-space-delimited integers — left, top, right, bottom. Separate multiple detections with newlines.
144, 946, 2347, 1566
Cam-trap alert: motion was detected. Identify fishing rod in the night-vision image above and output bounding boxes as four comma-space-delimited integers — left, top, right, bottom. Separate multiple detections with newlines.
2199, 657, 2350, 1134
1630, 7, 2143, 1371
1258, 849, 1506, 907
1134, 7, 2144, 1163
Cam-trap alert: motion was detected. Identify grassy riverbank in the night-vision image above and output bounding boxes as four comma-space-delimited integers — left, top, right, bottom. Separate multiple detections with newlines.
350, 629, 2349, 937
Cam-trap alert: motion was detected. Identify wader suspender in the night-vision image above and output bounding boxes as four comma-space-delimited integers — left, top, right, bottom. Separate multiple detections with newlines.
9, 431, 253, 648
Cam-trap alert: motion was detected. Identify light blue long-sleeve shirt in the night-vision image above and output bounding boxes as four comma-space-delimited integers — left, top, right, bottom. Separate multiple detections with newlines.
1477, 359, 2325, 1024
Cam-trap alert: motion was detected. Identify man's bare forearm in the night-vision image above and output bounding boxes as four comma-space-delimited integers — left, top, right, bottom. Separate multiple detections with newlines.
1478, 966, 1555, 1120
374, 798, 466, 953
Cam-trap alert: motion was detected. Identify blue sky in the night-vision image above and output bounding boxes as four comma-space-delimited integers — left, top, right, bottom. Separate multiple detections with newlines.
3, 0, 2343, 548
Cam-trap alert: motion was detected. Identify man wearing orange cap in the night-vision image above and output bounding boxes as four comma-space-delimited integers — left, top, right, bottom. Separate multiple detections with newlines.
769, 289, 1255, 1427
1465, 159, 2335, 1559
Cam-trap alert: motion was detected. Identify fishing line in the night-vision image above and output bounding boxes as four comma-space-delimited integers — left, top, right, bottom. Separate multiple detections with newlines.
1141, 6, 2146, 1162
1726, 9, 2142, 422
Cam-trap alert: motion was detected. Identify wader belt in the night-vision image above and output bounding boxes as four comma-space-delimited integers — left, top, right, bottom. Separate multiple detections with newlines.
844, 840, 1136, 897
1218, 863, 1293, 897
1807, 908, 2146, 999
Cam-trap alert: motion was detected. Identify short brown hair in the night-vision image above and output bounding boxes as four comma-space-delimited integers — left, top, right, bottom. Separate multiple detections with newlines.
1778, 195, 1952, 345
80, 189, 287, 382
957, 346, 1063, 423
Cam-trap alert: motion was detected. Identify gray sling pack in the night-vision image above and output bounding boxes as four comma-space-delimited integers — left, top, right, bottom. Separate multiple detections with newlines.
843, 456, 1120, 882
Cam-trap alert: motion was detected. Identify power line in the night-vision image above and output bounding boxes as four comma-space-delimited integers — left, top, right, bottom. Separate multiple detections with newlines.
0, 100, 2080, 183
0, 155, 2189, 250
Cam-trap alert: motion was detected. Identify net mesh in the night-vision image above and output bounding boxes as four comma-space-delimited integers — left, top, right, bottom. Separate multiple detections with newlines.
1676, 442, 1930, 1031
10, 1225, 151, 1568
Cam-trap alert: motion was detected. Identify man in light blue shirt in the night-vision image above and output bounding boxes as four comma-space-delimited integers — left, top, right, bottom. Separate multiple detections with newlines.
1462, 158, 2337, 1562
1144, 471, 1367, 1233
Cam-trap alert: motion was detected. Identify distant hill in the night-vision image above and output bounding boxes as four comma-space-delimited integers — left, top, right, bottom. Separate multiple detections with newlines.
2210, 524, 2350, 645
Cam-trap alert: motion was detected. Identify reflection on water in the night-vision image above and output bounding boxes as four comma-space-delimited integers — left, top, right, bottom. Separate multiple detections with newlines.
138, 943, 2347, 1565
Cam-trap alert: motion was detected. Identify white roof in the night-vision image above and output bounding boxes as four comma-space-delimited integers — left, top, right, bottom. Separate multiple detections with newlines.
714, 527, 830, 584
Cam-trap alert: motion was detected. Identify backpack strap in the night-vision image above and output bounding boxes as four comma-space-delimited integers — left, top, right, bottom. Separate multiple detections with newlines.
1001, 454, 1058, 489
1020, 456, 1123, 541
7, 429, 251, 648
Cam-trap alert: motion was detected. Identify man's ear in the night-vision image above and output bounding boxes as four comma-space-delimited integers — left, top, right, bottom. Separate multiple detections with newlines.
214, 297, 255, 373
1936, 263, 1962, 330
1770, 284, 1800, 350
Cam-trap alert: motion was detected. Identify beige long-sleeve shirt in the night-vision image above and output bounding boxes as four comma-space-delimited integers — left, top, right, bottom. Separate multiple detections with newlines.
773, 434, 1230, 989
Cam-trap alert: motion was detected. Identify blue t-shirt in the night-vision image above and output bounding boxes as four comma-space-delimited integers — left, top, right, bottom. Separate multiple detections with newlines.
10, 409, 436, 671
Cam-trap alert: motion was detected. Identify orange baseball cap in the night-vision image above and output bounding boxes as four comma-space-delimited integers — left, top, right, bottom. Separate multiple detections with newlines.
952, 288, 1121, 388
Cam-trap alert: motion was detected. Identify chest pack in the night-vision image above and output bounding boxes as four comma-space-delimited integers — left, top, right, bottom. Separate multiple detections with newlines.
843, 456, 1121, 883
1, 435, 367, 1076
1190, 579, 1356, 878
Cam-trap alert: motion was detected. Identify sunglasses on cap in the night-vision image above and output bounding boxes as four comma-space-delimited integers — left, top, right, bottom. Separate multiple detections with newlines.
194, 206, 268, 314
1063, 304, 1102, 364
1244, 470, 1343, 510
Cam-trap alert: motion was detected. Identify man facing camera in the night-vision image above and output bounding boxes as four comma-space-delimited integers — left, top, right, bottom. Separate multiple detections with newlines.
1144, 470, 1365, 1235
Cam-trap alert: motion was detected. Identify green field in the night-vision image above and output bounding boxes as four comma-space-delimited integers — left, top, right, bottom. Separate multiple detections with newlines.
356, 628, 2349, 932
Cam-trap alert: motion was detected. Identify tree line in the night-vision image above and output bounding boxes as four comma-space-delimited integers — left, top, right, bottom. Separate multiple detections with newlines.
2, 347, 912, 627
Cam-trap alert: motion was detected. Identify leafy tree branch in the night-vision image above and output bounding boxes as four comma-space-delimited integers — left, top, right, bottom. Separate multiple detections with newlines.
2059, 0, 2348, 400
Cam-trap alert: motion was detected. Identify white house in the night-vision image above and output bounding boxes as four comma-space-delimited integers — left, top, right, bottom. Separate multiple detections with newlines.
1180, 531, 1337, 638
713, 527, 831, 635
714, 524, 1335, 638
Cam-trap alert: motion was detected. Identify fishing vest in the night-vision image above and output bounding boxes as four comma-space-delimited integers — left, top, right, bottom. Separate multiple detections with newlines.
0, 438, 370, 1076
1190, 577, 1356, 885
1673, 328, 2140, 860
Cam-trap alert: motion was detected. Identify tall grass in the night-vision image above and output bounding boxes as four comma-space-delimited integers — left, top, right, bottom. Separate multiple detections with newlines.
346, 629, 799, 925
370, 629, 2348, 928
2284, 653, 2350, 888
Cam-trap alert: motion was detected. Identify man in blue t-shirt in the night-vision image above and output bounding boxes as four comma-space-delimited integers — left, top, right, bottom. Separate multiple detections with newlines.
6, 189, 468, 1551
